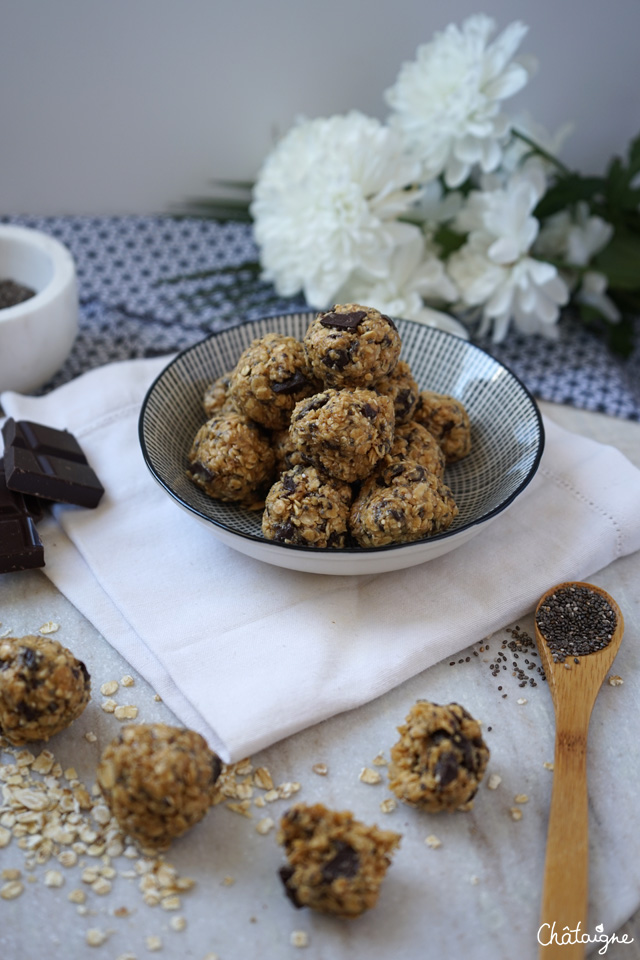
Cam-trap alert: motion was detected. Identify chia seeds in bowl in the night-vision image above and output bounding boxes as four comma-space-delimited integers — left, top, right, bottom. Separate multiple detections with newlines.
0, 279, 36, 310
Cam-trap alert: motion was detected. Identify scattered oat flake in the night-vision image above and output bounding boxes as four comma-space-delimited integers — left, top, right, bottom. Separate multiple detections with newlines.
1, 868, 21, 881
146, 936, 163, 951
543, 761, 555, 771
64, 766, 78, 780
372, 753, 388, 766
514, 793, 529, 804
100, 681, 119, 696
487, 773, 502, 790
39, 621, 60, 634
153, 694, 162, 702
253, 766, 274, 790
256, 817, 275, 835
84, 732, 98, 743
425, 835, 442, 849
0, 881, 23, 899
311, 763, 328, 776
0, 825, 13, 847
161, 895, 181, 911
608, 675, 624, 686
101, 699, 117, 714
470, 875, 481, 885
510, 807, 523, 821
221, 876, 235, 887
291, 931, 309, 948
226, 800, 252, 818
116, 954, 137, 960
115, 705, 138, 721
121, 675, 135, 687
44, 869, 64, 887
69, 888, 86, 904
170, 915, 187, 932
359, 767, 381, 785
86, 928, 108, 947
517, 698, 528, 705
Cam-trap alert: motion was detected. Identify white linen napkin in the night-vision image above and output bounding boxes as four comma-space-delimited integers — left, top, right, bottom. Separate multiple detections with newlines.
3, 356, 640, 763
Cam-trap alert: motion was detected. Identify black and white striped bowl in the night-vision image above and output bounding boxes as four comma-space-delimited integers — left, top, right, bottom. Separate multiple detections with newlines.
139, 311, 544, 575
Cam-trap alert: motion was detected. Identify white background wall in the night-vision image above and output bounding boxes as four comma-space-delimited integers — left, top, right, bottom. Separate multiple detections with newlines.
1, 0, 639, 215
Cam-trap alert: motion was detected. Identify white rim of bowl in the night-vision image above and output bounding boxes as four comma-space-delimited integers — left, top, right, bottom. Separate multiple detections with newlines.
138, 312, 545, 556
0, 224, 76, 323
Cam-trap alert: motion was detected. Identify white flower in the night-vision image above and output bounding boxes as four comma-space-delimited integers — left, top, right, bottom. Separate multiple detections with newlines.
448, 163, 569, 340
500, 112, 574, 177
536, 202, 614, 267
250, 111, 420, 307
337, 231, 458, 326
576, 271, 621, 323
385, 15, 533, 187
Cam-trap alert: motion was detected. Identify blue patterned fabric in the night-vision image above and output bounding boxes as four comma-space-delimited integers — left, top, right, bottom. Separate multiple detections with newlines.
3, 215, 639, 420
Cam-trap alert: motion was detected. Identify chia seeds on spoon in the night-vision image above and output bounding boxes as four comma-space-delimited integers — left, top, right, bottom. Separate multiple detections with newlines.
536, 585, 617, 663
0, 279, 36, 310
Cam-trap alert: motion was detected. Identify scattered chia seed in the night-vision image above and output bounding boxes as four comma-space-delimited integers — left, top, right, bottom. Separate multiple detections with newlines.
0, 279, 36, 310
536, 585, 617, 663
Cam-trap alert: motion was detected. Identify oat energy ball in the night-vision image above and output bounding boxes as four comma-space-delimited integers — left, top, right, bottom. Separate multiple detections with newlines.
230, 333, 318, 430
289, 388, 395, 483
385, 420, 446, 479
262, 466, 352, 548
271, 428, 307, 474
97, 724, 222, 851
388, 701, 489, 813
278, 802, 401, 918
413, 390, 471, 462
304, 303, 401, 388
349, 460, 458, 547
203, 371, 235, 418
187, 411, 276, 506
0, 635, 90, 746
373, 360, 420, 424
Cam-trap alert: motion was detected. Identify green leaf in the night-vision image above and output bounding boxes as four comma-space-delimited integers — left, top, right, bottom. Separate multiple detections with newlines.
534, 175, 606, 219
593, 228, 640, 289
171, 197, 253, 222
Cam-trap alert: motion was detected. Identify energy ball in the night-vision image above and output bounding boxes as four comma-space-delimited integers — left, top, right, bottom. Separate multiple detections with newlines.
203, 371, 236, 418
304, 303, 401, 388
278, 802, 401, 918
289, 388, 395, 483
271, 428, 308, 474
0, 635, 90, 746
373, 360, 420, 424
230, 333, 318, 430
384, 420, 446, 480
388, 701, 489, 813
97, 723, 222, 851
413, 390, 471, 462
187, 411, 276, 507
262, 466, 352, 548
349, 460, 458, 548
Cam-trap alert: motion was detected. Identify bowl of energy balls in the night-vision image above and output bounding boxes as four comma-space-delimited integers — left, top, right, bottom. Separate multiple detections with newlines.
139, 305, 544, 575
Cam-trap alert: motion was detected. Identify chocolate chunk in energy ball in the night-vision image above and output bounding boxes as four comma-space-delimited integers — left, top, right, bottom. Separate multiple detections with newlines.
271, 370, 312, 395
97, 723, 222, 851
0, 279, 36, 310
0, 460, 45, 574
319, 309, 367, 330
0, 634, 91, 745
388, 701, 489, 813
2, 418, 105, 508
535, 584, 618, 663
277, 802, 401, 918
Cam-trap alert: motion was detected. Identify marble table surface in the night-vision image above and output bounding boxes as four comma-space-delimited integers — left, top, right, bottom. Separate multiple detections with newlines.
1, 398, 639, 960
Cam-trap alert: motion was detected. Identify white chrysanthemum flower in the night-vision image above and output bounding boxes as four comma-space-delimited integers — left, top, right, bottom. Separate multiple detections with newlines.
536, 201, 614, 267
448, 163, 569, 340
250, 111, 421, 307
385, 15, 534, 187
337, 231, 459, 329
576, 271, 621, 324
500, 112, 574, 177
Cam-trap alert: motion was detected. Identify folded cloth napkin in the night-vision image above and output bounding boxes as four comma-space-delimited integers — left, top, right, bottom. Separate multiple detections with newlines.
2, 356, 640, 763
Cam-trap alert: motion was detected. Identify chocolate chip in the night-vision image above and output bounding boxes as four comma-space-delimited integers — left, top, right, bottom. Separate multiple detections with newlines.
319, 310, 367, 331
281, 475, 297, 494
361, 403, 378, 420
271, 371, 310, 395
434, 752, 460, 787
278, 866, 303, 908
210, 753, 222, 785
19, 647, 39, 671
321, 841, 360, 881
322, 349, 350, 371
381, 313, 398, 332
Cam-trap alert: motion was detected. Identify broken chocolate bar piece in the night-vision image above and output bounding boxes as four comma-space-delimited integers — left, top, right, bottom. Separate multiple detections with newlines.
2, 418, 104, 508
0, 460, 45, 574
318, 310, 367, 331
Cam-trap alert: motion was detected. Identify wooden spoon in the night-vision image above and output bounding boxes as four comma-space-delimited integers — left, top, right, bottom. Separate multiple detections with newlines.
535, 581, 624, 958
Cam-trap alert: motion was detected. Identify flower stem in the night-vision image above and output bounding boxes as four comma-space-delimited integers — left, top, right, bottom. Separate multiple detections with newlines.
511, 129, 572, 176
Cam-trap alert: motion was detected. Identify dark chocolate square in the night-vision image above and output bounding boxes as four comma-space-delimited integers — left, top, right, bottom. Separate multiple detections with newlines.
2, 418, 105, 508
0, 460, 45, 573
